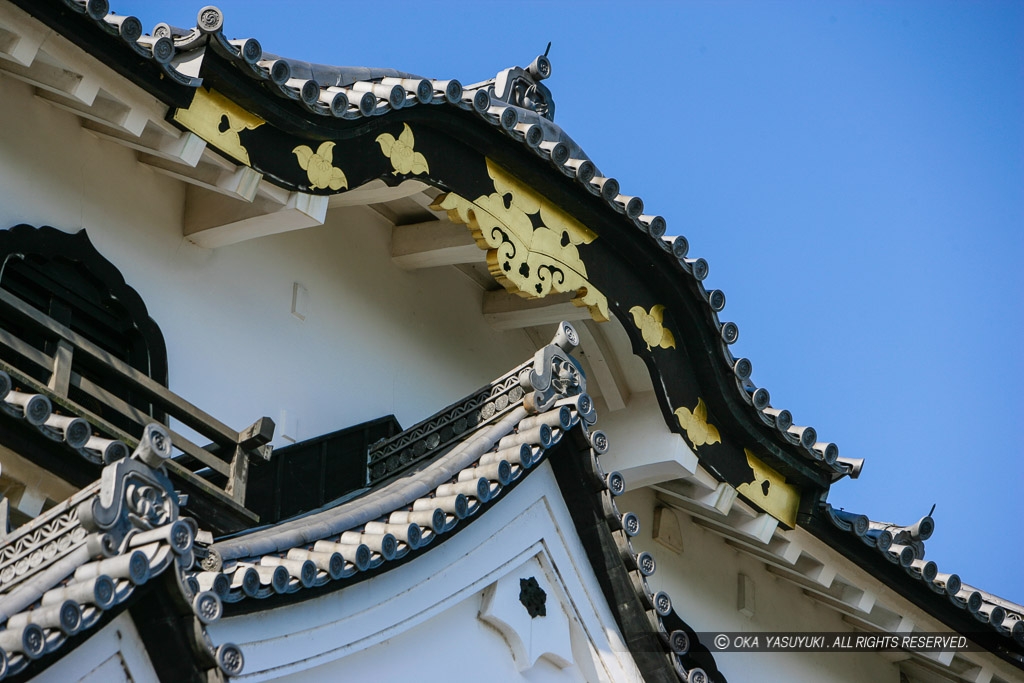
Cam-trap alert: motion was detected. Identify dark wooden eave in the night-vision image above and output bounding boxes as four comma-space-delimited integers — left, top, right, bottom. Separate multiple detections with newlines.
8, 0, 198, 109
803, 505, 1024, 670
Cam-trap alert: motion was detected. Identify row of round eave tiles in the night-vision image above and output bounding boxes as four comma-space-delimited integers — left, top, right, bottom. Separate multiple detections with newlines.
0, 523, 240, 679
452, 84, 844, 475
0, 372, 131, 466
63, 0, 178, 65
588, 431, 708, 683
216, 13, 848, 475
829, 508, 1024, 646
192, 402, 705, 680
199, 405, 583, 602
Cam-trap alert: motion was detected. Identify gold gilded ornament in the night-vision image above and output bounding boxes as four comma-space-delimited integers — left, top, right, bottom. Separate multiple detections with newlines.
629, 304, 676, 350
737, 449, 799, 527
292, 141, 348, 191
376, 124, 429, 176
431, 159, 608, 322
172, 87, 264, 164
674, 398, 721, 449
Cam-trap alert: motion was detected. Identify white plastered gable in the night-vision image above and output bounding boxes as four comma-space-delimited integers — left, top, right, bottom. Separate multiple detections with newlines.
479, 552, 575, 671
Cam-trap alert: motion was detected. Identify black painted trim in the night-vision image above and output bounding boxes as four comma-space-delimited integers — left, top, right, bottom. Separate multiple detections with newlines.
13, 0, 838, 501
804, 508, 1024, 669
187, 51, 833, 494
9, 0, 197, 109
549, 431, 726, 682
0, 225, 168, 390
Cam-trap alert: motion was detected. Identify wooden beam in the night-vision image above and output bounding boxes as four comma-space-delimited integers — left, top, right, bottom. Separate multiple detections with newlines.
0, 56, 99, 105
183, 186, 327, 249
36, 89, 147, 136
0, 290, 240, 443
1, 5, 172, 140
0, 4, 48, 67
239, 417, 275, 448
733, 511, 779, 544
482, 291, 589, 331
0, 28, 40, 68
47, 339, 72, 396
594, 394, 701, 488
141, 155, 261, 202
84, 120, 206, 167
391, 219, 483, 269
327, 178, 430, 208
405, 186, 441, 210
577, 320, 629, 411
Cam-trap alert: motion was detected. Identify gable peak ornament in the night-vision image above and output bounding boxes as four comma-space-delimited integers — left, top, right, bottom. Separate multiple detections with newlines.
490, 44, 556, 120
519, 576, 547, 618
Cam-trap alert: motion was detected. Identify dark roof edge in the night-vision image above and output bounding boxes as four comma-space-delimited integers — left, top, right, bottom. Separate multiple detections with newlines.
805, 501, 1024, 669
550, 431, 727, 682
8, 0, 200, 106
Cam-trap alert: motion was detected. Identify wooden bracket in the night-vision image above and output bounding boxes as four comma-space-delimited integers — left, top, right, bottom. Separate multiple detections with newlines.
46, 339, 73, 396
239, 416, 275, 456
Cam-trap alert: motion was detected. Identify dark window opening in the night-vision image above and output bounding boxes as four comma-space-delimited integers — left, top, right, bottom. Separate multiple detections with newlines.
246, 415, 402, 524
0, 225, 168, 433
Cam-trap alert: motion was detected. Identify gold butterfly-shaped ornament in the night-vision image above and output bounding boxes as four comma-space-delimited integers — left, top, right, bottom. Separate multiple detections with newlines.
675, 398, 721, 449
376, 124, 430, 176
629, 304, 676, 351
292, 141, 348, 191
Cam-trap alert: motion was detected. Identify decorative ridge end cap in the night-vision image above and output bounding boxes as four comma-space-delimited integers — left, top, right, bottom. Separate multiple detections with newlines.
196, 6, 224, 34
0, 448, 226, 679
490, 51, 555, 121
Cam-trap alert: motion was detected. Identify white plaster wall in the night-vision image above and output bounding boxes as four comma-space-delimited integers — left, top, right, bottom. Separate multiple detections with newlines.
275, 594, 582, 683
205, 463, 644, 682
0, 75, 534, 443
617, 486, 900, 683
33, 613, 159, 683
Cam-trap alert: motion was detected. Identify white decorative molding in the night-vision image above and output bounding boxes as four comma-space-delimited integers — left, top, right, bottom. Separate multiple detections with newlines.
478, 554, 574, 671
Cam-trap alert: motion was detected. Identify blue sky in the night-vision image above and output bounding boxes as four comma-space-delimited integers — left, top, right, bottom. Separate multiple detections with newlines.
118, 1, 1022, 603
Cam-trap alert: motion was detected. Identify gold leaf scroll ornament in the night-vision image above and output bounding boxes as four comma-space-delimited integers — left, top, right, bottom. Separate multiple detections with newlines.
675, 398, 721, 449
293, 142, 348, 191
376, 124, 429, 176
629, 304, 676, 350
431, 159, 609, 322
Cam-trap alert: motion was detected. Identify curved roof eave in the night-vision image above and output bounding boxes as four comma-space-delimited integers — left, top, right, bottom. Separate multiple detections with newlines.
14, 1, 849, 499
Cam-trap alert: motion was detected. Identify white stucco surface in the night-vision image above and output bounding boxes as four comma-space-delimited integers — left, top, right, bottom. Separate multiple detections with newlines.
33, 613, 158, 683
206, 463, 643, 682
618, 486, 900, 683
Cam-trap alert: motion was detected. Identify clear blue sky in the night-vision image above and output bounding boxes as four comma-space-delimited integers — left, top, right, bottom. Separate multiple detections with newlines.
118, 1, 1023, 603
